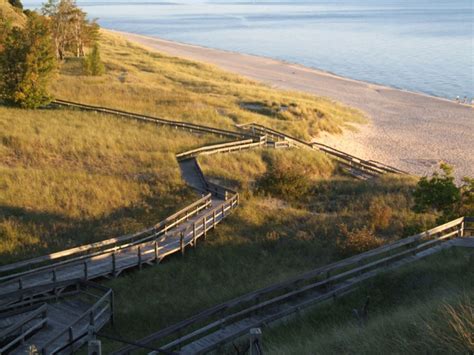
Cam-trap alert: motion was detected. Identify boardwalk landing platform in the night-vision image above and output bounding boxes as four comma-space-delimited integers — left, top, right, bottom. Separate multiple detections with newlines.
0, 281, 113, 354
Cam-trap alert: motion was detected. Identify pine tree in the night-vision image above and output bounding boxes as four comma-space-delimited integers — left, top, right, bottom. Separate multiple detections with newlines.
83, 42, 104, 76
0, 12, 57, 108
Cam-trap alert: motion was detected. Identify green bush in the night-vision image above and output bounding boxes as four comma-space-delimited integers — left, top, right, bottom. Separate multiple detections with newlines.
413, 164, 473, 222
0, 12, 56, 108
83, 43, 105, 76
257, 165, 311, 201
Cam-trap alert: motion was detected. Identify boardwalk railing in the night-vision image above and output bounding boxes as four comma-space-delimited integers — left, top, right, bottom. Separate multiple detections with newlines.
0, 194, 238, 295
0, 279, 113, 354
0, 303, 48, 354
236, 122, 408, 176
52, 100, 256, 140
176, 138, 266, 161
41, 282, 114, 355
0, 194, 212, 280
116, 217, 470, 354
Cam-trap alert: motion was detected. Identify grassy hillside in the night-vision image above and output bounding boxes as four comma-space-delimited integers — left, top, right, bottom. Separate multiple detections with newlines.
52, 31, 365, 140
0, 106, 220, 263
0, 0, 25, 27
0, 29, 367, 264
264, 248, 473, 354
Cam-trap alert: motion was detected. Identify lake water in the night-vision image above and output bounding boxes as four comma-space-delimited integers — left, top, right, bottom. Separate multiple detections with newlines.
24, 0, 474, 99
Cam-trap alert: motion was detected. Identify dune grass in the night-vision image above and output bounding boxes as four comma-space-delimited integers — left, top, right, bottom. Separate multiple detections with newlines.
97, 166, 437, 352
264, 248, 474, 354
51, 31, 365, 140
0, 106, 221, 263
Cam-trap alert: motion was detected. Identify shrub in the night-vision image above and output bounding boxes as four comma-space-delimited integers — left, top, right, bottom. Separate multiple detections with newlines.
413, 164, 473, 221
336, 224, 384, 257
0, 12, 56, 108
368, 197, 393, 230
257, 165, 310, 201
83, 42, 105, 76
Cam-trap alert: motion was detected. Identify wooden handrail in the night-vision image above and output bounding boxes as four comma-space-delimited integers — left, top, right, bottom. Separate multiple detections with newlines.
0, 303, 48, 341
52, 99, 256, 140
116, 216, 467, 353
176, 139, 266, 161
41, 287, 113, 354
236, 122, 408, 175
0, 194, 212, 278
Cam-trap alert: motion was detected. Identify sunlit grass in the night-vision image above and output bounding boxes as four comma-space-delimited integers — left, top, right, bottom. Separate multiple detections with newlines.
0, 106, 219, 263
264, 249, 474, 354
51, 32, 366, 140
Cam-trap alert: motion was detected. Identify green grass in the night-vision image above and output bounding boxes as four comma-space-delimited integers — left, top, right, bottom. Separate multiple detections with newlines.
264, 248, 474, 354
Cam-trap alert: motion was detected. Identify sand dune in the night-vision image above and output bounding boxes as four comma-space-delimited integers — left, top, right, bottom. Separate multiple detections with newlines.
115, 30, 474, 179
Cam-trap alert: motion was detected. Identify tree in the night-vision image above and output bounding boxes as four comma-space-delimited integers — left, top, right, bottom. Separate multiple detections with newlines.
413, 163, 473, 222
83, 42, 104, 76
42, 0, 99, 59
0, 12, 56, 108
8, 0, 23, 10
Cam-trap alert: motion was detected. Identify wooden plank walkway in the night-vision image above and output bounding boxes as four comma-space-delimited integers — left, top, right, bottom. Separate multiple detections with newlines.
115, 217, 472, 354
0, 281, 113, 354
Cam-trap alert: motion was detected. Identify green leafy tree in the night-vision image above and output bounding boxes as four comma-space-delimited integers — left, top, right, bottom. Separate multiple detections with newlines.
0, 12, 56, 108
83, 42, 104, 76
413, 163, 473, 222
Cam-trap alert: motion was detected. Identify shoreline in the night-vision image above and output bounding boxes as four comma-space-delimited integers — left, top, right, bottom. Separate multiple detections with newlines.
108, 29, 474, 180
107, 29, 471, 108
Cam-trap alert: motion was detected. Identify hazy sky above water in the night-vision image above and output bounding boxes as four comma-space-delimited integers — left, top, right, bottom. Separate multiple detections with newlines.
23, 0, 474, 99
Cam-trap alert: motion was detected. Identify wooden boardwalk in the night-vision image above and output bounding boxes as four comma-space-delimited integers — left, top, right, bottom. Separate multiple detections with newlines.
116, 217, 474, 354
0, 281, 113, 354
0, 100, 414, 354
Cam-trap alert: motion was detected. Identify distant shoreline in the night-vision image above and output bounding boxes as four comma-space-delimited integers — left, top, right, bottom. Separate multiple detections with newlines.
110, 29, 474, 180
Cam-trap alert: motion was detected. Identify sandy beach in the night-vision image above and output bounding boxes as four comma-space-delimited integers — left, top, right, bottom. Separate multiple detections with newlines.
114, 31, 473, 179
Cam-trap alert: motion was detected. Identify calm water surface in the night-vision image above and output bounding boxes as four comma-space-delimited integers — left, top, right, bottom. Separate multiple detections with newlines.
24, 0, 474, 99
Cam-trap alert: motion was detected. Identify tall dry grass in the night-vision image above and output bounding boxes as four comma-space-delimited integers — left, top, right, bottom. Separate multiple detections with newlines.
0, 106, 218, 263
51, 31, 366, 140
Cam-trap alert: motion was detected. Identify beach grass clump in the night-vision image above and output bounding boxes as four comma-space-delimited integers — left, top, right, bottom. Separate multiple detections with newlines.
0, 105, 218, 263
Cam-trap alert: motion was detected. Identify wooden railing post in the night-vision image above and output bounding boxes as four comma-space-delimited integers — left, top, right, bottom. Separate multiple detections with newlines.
203, 217, 207, 241
138, 246, 142, 270
154, 240, 159, 262
459, 219, 465, 238
112, 252, 117, 276
180, 232, 185, 256
52, 269, 57, 282
193, 223, 197, 249
213, 210, 217, 228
